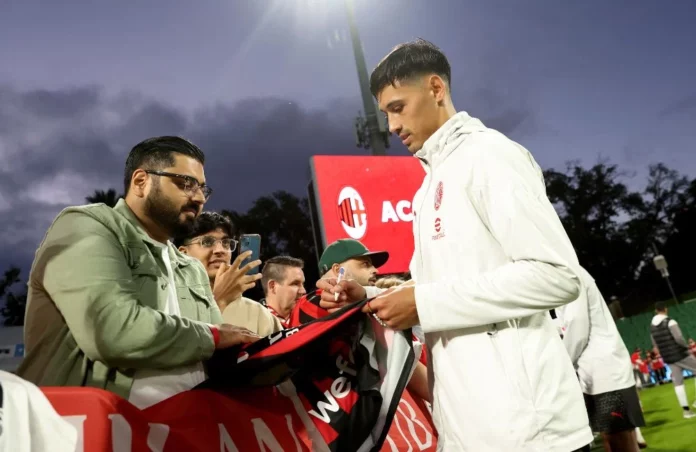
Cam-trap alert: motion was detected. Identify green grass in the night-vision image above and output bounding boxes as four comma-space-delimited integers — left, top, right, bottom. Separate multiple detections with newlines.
590, 379, 696, 451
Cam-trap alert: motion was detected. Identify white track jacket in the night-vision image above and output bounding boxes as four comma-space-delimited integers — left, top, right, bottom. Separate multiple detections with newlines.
410, 112, 593, 451
555, 267, 634, 395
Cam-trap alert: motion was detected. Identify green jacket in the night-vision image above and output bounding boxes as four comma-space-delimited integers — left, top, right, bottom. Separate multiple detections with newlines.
18, 199, 223, 399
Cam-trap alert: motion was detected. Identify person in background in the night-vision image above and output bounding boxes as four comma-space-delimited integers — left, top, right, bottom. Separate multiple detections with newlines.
375, 277, 406, 289
320, 39, 592, 451
176, 211, 281, 336
18, 136, 258, 409
650, 302, 696, 418
631, 349, 646, 389
650, 350, 666, 385
298, 239, 430, 405
556, 267, 646, 451
260, 256, 307, 328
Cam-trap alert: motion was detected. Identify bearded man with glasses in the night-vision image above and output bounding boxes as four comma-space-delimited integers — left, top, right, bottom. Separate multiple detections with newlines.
176, 212, 282, 336
19, 136, 259, 409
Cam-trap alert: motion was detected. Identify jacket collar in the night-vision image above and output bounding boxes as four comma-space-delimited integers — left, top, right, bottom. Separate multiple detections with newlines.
113, 199, 191, 267
414, 111, 487, 171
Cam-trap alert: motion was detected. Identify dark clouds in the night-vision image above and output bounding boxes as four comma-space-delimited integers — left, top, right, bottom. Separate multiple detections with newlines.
0, 82, 538, 276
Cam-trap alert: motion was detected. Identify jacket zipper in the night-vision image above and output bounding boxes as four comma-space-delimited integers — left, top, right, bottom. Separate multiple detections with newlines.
417, 159, 432, 280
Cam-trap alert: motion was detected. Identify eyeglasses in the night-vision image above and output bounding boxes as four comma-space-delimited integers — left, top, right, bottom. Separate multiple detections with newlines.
145, 170, 213, 200
186, 236, 237, 251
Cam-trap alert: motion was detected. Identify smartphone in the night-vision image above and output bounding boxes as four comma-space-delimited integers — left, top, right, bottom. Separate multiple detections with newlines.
239, 234, 262, 275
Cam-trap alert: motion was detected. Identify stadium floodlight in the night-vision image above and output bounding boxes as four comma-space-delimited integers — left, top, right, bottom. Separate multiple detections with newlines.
653, 253, 680, 304
343, 0, 390, 155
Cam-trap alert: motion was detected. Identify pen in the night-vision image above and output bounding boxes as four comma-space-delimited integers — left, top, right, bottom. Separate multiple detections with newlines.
335, 267, 345, 301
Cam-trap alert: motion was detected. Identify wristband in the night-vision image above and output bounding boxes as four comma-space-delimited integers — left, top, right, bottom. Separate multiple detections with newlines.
209, 325, 220, 347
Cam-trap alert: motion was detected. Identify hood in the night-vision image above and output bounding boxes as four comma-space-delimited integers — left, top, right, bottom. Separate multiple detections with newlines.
414, 111, 488, 170
651, 313, 668, 326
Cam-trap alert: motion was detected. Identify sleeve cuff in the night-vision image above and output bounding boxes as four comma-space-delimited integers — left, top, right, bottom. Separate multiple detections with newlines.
363, 286, 386, 299
208, 324, 220, 347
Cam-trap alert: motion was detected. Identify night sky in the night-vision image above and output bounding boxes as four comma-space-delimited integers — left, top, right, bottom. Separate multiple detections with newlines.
1, 0, 695, 276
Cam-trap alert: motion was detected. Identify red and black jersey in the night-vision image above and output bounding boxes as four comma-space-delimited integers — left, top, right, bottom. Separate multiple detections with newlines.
290, 290, 429, 366
202, 299, 417, 451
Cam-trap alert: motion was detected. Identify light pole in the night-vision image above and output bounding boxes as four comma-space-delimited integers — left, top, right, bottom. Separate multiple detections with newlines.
344, 0, 390, 155
652, 244, 679, 304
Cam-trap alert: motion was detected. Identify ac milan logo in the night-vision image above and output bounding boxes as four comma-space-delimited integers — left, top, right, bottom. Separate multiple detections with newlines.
337, 186, 367, 239
434, 181, 443, 211
434, 217, 441, 232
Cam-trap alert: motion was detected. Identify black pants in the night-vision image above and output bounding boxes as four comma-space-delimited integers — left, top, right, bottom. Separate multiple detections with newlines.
572, 445, 591, 452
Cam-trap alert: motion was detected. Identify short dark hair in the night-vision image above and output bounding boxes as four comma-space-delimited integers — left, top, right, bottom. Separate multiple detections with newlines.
261, 256, 304, 295
655, 302, 667, 313
369, 38, 451, 98
124, 136, 206, 195
173, 211, 235, 247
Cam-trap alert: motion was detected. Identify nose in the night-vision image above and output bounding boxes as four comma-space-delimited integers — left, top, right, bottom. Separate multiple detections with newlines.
299, 285, 307, 297
212, 241, 228, 254
388, 117, 401, 135
190, 188, 206, 204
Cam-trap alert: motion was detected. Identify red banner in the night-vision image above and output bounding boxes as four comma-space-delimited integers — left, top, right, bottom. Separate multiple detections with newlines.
43, 386, 435, 451
310, 156, 424, 274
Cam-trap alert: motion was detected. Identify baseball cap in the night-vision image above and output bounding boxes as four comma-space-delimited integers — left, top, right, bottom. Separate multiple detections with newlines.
318, 239, 389, 274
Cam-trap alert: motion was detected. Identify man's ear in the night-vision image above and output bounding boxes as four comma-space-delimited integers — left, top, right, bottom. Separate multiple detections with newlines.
268, 280, 276, 294
130, 169, 149, 198
178, 246, 188, 255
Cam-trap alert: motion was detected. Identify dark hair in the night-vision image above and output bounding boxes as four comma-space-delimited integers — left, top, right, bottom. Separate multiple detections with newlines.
655, 302, 667, 312
173, 211, 234, 247
124, 136, 205, 195
261, 256, 304, 295
369, 38, 451, 98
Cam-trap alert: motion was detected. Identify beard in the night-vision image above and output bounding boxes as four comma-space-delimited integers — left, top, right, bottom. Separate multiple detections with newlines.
144, 182, 198, 239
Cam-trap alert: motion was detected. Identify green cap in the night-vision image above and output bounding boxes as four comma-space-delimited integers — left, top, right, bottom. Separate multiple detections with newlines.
318, 239, 389, 275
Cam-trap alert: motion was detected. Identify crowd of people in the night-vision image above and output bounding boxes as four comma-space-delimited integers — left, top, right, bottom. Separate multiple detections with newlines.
9, 39, 696, 451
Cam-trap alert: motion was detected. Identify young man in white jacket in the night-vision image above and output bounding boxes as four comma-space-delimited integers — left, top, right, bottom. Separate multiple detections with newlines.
318, 39, 593, 451
555, 267, 646, 451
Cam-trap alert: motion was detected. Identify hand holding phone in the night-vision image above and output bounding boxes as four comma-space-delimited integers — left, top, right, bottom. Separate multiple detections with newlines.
239, 234, 262, 275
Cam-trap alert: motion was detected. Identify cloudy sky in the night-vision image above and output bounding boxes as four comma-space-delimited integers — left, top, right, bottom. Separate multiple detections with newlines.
1, 0, 695, 278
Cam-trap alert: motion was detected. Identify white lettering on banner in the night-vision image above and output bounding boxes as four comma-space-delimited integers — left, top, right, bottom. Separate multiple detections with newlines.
147, 423, 170, 452
394, 399, 433, 450
219, 423, 240, 452
285, 413, 304, 452
109, 414, 132, 452
252, 418, 284, 452
382, 201, 414, 223
63, 415, 87, 452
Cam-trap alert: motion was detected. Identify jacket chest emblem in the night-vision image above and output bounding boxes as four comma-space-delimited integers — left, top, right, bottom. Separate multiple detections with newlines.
434, 181, 444, 211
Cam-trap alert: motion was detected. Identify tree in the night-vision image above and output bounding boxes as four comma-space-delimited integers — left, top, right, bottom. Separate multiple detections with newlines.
544, 161, 643, 302
86, 188, 122, 207
0, 267, 26, 326
223, 191, 318, 300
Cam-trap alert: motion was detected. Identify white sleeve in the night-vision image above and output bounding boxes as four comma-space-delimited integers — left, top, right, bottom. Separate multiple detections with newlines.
364, 286, 387, 298
415, 137, 582, 332
558, 287, 591, 368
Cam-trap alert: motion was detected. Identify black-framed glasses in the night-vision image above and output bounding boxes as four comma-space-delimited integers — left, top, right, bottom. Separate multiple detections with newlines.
145, 170, 213, 200
186, 236, 237, 251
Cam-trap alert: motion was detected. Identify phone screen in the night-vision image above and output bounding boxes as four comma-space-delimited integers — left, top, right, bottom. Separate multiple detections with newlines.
239, 234, 261, 275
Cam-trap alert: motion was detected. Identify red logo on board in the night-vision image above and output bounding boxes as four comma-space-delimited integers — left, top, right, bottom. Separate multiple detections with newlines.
434, 218, 441, 232
337, 186, 367, 239
434, 182, 443, 211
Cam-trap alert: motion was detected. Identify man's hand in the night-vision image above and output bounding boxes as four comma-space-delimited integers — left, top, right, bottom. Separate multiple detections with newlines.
212, 251, 262, 310
215, 323, 261, 349
362, 286, 420, 330
316, 277, 367, 311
